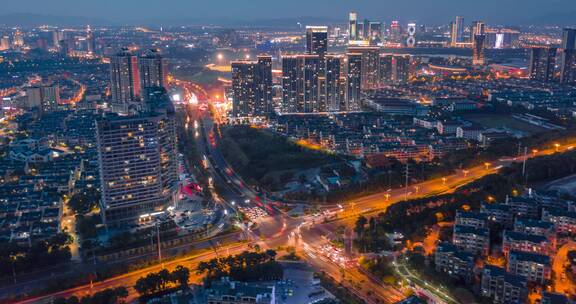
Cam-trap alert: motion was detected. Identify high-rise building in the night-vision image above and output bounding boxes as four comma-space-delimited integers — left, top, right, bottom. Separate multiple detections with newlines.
139, 49, 167, 90
456, 16, 464, 43
348, 46, 380, 91
470, 21, 486, 65
40, 85, 60, 111
390, 21, 402, 43
485, 29, 520, 49
96, 87, 178, 227
406, 23, 417, 47
379, 55, 393, 85
281, 56, 299, 113
86, 25, 96, 54
324, 55, 342, 112
52, 30, 63, 50
231, 55, 273, 117
379, 54, 411, 84
529, 47, 557, 82
450, 16, 464, 46
306, 26, 328, 58
58, 38, 75, 56
560, 28, 576, 84
560, 49, 576, 84
281, 55, 322, 113
393, 55, 411, 83
450, 22, 457, 46
472, 34, 486, 65
561, 28, 576, 50
357, 23, 365, 41
109, 48, 141, 113
368, 22, 383, 45
363, 19, 371, 40
24, 85, 61, 112
0, 36, 10, 51
12, 29, 24, 48
24, 87, 42, 109
332, 27, 342, 38
346, 53, 362, 111
470, 21, 486, 42
349, 12, 358, 41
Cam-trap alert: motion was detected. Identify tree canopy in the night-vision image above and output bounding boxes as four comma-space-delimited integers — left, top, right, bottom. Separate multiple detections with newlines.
196, 250, 283, 282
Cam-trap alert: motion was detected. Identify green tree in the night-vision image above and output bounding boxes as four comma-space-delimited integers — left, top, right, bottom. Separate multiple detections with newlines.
68, 188, 100, 215
171, 265, 190, 288
354, 216, 367, 237
265, 249, 277, 260
157, 269, 171, 290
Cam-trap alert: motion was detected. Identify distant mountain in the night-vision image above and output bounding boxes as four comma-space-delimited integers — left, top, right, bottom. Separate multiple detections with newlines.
130, 16, 343, 28
0, 13, 342, 29
528, 10, 576, 26
0, 13, 109, 27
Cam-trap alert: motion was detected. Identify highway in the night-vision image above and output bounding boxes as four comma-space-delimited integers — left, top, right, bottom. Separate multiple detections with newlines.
7, 83, 576, 304
14, 243, 249, 304
192, 102, 409, 303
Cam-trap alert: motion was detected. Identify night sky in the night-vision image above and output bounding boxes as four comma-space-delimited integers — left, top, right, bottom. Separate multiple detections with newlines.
3, 0, 576, 25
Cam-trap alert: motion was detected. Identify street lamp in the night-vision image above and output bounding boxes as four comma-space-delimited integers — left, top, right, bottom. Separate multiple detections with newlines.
463, 170, 469, 177
554, 143, 560, 152
156, 222, 163, 268
384, 193, 390, 201
532, 149, 538, 157
484, 162, 491, 170
441, 177, 447, 185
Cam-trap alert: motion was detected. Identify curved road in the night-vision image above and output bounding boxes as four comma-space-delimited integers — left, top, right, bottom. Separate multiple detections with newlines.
8, 86, 576, 304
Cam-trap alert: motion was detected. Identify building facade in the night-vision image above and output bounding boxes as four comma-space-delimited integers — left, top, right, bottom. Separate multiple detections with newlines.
110, 48, 141, 113
306, 26, 328, 58
281, 54, 322, 113
529, 47, 557, 82
452, 225, 490, 256
232, 55, 273, 117
346, 53, 362, 111
96, 88, 178, 227
348, 47, 380, 91
481, 265, 528, 304
502, 230, 553, 256
434, 242, 475, 282
560, 28, 576, 84
507, 250, 551, 284
139, 49, 167, 90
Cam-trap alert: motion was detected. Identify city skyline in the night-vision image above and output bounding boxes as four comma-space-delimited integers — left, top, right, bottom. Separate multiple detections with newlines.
2, 0, 576, 26
2, 2, 576, 304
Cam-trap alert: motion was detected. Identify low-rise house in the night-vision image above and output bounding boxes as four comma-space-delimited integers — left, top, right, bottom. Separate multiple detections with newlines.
514, 218, 556, 244
542, 209, 576, 235
481, 202, 514, 227
455, 211, 487, 229
507, 250, 551, 284
505, 196, 541, 219
502, 230, 553, 256
434, 242, 476, 282
456, 125, 484, 140
481, 265, 528, 304
452, 225, 490, 256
